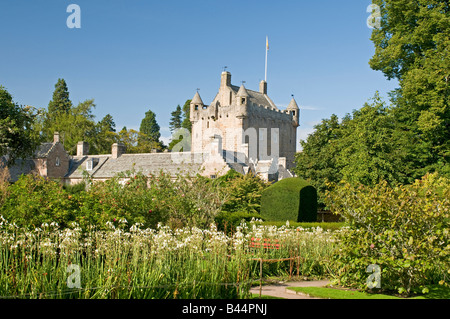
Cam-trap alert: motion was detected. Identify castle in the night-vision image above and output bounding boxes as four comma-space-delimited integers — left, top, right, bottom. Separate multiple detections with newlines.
186, 71, 299, 180
3, 71, 299, 183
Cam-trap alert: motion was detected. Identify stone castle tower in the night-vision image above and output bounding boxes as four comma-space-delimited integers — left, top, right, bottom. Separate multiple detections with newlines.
189, 71, 299, 173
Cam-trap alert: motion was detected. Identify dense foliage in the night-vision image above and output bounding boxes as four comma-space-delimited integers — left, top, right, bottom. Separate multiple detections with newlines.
325, 173, 449, 296
0, 167, 269, 232
0, 86, 40, 163
260, 178, 317, 223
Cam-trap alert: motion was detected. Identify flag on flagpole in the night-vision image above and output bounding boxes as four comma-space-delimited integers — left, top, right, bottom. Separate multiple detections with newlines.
266, 36, 269, 50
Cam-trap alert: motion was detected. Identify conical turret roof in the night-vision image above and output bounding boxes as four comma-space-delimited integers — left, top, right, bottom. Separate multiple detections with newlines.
237, 84, 249, 97
192, 91, 204, 105
287, 96, 299, 110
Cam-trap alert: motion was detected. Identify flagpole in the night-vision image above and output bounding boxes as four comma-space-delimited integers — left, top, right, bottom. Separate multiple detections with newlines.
265, 36, 268, 82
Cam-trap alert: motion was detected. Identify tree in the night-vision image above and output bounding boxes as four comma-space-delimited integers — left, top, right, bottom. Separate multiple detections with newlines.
168, 100, 192, 151
181, 99, 192, 132
94, 114, 118, 154
138, 109, 163, 151
47, 78, 72, 117
42, 99, 98, 155
139, 109, 161, 142
0, 86, 40, 163
294, 93, 419, 208
118, 128, 160, 154
336, 93, 414, 186
293, 114, 343, 208
98, 114, 116, 133
369, 0, 450, 177
169, 105, 182, 133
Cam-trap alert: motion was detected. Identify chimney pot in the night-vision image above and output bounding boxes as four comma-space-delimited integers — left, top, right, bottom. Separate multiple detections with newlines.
77, 141, 89, 157
112, 143, 126, 159
54, 132, 60, 143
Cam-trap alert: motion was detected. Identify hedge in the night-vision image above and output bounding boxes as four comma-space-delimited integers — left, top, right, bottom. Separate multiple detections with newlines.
260, 178, 318, 222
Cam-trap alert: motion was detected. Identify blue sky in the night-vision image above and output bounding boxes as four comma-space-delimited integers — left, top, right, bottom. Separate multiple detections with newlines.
0, 0, 398, 149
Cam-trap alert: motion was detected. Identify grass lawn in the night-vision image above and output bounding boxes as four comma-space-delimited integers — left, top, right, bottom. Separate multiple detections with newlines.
287, 285, 450, 299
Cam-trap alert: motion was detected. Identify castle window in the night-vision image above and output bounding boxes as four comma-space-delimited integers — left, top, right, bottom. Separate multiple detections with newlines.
207, 122, 210, 128
229, 92, 232, 105
210, 175, 217, 179
202, 105, 207, 110
55, 157, 60, 167
195, 105, 199, 111
241, 98, 246, 105
292, 111, 296, 116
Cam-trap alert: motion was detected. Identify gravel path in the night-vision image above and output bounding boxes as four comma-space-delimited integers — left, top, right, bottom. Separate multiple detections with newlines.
250, 280, 330, 299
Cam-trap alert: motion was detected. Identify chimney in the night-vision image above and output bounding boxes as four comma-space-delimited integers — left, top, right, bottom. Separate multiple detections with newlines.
221, 71, 231, 88
112, 143, 126, 159
259, 80, 267, 94
54, 132, 60, 143
77, 141, 89, 157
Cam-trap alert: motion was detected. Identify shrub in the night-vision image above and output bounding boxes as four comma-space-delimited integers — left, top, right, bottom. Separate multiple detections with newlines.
0, 174, 77, 229
260, 178, 318, 222
216, 170, 270, 215
325, 173, 450, 296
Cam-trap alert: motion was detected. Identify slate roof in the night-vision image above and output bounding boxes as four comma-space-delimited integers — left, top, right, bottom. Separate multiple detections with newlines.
230, 85, 277, 110
67, 152, 208, 179
0, 156, 36, 182
35, 143, 55, 158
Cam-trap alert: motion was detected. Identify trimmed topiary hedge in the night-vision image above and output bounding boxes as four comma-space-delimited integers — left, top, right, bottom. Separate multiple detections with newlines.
260, 178, 317, 222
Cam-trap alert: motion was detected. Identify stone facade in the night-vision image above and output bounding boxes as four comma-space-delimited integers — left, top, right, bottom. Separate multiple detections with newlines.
189, 71, 299, 173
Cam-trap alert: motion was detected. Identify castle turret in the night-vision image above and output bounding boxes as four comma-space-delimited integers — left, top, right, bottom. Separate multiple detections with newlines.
236, 84, 249, 118
287, 96, 300, 127
190, 91, 204, 122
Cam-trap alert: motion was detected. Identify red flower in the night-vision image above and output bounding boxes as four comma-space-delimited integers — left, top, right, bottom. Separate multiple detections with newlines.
148, 209, 152, 214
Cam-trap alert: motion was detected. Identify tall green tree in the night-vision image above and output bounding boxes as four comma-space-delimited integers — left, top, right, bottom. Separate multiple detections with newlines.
294, 114, 343, 207
94, 114, 118, 154
181, 99, 192, 132
42, 99, 98, 155
0, 86, 40, 163
47, 78, 72, 117
294, 93, 418, 207
139, 109, 163, 151
336, 93, 414, 186
369, 0, 450, 177
169, 100, 192, 151
169, 105, 182, 133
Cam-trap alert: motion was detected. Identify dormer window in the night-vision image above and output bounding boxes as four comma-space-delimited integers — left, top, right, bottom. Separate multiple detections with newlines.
202, 105, 207, 110
292, 111, 296, 116
86, 159, 93, 171
55, 157, 60, 167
